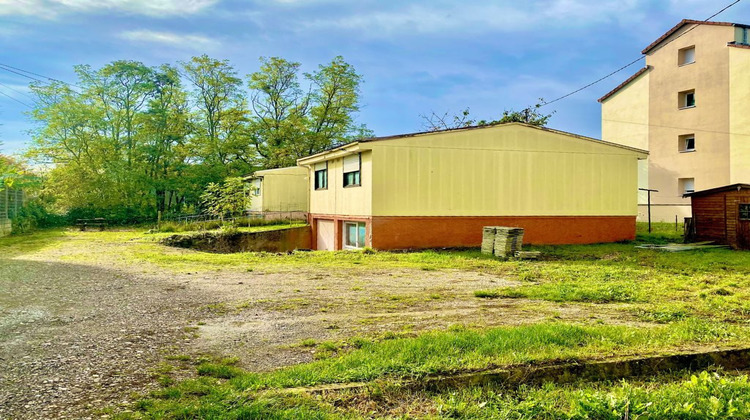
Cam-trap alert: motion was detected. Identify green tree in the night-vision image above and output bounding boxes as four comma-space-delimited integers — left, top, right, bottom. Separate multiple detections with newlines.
248, 56, 371, 168
200, 177, 248, 219
181, 55, 252, 177
421, 100, 555, 131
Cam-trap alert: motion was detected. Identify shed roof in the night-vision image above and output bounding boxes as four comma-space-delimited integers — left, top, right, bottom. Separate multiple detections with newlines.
297, 122, 649, 166
683, 183, 750, 198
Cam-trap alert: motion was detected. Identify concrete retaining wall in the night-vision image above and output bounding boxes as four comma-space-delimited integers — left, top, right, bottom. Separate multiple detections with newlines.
161, 226, 312, 253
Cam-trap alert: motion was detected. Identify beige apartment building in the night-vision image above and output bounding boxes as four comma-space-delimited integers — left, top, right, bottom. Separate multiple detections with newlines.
600, 19, 750, 222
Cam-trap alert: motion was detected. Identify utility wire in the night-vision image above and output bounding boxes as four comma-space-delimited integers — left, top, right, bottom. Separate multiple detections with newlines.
540, 0, 743, 107
0, 80, 37, 104
0, 64, 46, 84
0, 62, 81, 88
0, 87, 33, 108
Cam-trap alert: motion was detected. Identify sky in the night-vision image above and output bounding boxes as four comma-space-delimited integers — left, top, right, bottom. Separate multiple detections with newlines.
0, 0, 748, 156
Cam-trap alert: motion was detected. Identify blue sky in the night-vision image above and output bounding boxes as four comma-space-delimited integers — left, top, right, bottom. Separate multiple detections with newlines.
1, 0, 748, 156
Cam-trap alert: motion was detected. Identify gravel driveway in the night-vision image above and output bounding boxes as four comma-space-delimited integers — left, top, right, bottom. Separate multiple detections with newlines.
0, 257, 210, 419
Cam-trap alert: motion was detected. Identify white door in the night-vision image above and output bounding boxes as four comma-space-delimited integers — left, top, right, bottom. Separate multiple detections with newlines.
316, 220, 335, 251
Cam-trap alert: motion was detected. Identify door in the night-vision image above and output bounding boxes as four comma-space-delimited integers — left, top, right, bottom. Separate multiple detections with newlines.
738, 202, 750, 249
316, 220, 335, 251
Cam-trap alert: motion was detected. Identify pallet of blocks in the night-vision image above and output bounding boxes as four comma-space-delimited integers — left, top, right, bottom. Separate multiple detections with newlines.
493, 227, 524, 258
481, 226, 498, 254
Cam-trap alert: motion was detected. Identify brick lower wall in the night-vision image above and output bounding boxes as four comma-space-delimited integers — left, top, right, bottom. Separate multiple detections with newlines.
369, 216, 636, 250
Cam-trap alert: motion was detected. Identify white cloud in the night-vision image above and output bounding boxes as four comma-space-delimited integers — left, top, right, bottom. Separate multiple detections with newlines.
0, 0, 219, 18
302, 0, 647, 36
119, 29, 219, 51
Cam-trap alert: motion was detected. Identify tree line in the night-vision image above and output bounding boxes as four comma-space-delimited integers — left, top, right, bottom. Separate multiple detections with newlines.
26, 55, 370, 222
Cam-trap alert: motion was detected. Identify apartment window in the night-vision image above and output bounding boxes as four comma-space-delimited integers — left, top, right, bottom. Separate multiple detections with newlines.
314, 162, 328, 190
678, 134, 696, 152
679, 46, 696, 65
740, 204, 750, 220
679, 90, 695, 109
679, 178, 695, 195
343, 222, 366, 249
343, 153, 361, 187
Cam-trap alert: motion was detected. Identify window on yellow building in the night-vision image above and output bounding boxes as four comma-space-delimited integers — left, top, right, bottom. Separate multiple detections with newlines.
679, 46, 695, 65
314, 162, 328, 190
343, 222, 366, 249
679, 178, 695, 195
343, 153, 361, 187
679, 134, 695, 152
679, 90, 695, 109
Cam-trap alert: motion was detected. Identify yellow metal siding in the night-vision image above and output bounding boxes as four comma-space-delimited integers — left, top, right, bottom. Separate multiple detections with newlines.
729, 47, 750, 183
370, 125, 641, 217
253, 166, 309, 213
309, 151, 372, 216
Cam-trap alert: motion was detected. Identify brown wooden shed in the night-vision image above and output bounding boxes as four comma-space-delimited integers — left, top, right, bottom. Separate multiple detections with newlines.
685, 183, 750, 249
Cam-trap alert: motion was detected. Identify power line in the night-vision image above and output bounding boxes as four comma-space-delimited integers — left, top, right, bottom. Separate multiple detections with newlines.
0, 64, 46, 84
540, 0, 743, 107
0, 62, 81, 88
0, 81, 37, 104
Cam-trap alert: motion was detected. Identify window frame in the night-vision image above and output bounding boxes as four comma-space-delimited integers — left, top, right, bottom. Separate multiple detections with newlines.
679, 177, 695, 195
314, 162, 328, 191
343, 221, 367, 249
740, 204, 750, 221
678, 46, 696, 66
343, 153, 362, 188
679, 134, 696, 153
679, 90, 696, 109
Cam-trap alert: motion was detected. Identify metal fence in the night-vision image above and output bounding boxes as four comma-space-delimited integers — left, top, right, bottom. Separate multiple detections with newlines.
0, 187, 24, 220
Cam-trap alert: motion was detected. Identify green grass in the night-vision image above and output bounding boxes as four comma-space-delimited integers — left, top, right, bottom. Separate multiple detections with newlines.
321, 370, 750, 419
0, 228, 67, 257
121, 319, 750, 419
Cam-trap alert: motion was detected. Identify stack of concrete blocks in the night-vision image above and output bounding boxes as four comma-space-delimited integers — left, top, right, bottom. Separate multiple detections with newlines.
481, 226, 525, 258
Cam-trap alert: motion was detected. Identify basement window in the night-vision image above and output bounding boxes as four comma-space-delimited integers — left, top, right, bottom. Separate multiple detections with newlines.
679, 46, 695, 66
740, 204, 750, 220
343, 222, 366, 249
343, 153, 361, 187
679, 178, 695, 195
679, 134, 696, 152
314, 162, 328, 190
679, 90, 695, 109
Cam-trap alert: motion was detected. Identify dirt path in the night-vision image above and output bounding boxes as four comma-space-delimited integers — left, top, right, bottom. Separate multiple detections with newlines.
0, 231, 636, 418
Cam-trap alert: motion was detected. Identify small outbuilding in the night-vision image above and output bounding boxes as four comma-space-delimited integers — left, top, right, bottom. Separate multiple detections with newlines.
685, 183, 750, 249
245, 166, 309, 220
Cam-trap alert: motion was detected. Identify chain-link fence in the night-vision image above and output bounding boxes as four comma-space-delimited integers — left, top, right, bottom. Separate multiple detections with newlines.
0, 187, 24, 220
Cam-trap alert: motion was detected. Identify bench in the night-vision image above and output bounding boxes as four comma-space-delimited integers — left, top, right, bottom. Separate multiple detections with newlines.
76, 218, 107, 231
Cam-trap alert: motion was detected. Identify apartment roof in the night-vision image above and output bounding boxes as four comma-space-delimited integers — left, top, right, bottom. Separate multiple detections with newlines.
683, 183, 750, 198
598, 65, 651, 103
297, 122, 648, 165
642, 19, 749, 54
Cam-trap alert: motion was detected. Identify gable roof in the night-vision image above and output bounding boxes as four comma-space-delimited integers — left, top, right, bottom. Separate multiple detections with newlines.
684, 183, 750, 198
297, 122, 648, 166
642, 19, 747, 55
598, 66, 651, 103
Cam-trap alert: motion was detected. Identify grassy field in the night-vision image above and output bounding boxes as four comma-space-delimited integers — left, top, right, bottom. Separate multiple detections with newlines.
5, 222, 750, 419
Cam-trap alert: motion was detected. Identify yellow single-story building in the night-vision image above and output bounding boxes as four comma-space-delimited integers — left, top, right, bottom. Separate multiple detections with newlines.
297, 123, 648, 251
245, 166, 309, 220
